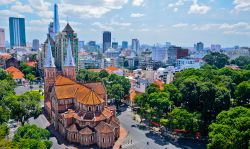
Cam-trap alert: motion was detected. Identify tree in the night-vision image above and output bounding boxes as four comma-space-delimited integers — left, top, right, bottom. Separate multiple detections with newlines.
234, 56, 250, 68
0, 124, 9, 139
208, 106, 250, 149
108, 84, 124, 108
26, 73, 36, 83
13, 124, 52, 149
163, 84, 182, 106
146, 84, 160, 94
167, 108, 201, 132
0, 106, 10, 124
0, 80, 15, 101
76, 69, 101, 82
203, 52, 229, 68
1, 91, 41, 123
99, 69, 109, 78
19, 62, 36, 76
235, 80, 250, 106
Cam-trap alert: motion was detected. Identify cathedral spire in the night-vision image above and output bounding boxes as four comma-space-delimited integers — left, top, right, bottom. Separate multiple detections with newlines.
45, 40, 55, 67
64, 38, 75, 67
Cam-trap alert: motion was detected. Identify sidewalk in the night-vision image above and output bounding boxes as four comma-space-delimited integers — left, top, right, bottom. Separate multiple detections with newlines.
113, 127, 127, 149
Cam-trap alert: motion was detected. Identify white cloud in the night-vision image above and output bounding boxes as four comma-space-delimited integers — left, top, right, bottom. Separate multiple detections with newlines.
130, 13, 144, 17
28, 0, 52, 19
11, 1, 33, 13
173, 23, 189, 28
168, 0, 187, 12
60, 0, 128, 18
232, 0, 250, 12
28, 0, 50, 11
188, 0, 211, 14
0, 0, 16, 5
92, 22, 113, 31
0, 10, 24, 18
223, 30, 250, 36
173, 22, 250, 31
132, 0, 144, 6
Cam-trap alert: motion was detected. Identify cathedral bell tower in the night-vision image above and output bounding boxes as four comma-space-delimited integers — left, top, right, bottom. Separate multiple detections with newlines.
44, 40, 56, 101
63, 38, 76, 81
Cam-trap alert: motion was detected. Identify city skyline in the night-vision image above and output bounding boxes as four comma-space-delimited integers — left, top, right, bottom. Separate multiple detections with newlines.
0, 0, 250, 47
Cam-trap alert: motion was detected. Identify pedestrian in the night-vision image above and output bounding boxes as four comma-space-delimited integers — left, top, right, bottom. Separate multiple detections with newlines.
131, 140, 132, 143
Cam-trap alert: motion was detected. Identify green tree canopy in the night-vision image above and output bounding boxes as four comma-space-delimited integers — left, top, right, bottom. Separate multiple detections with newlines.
235, 80, 250, 107
234, 56, 250, 68
203, 52, 229, 68
13, 124, 52, 149
208, 106, 250, 149
167, 108, 201, 132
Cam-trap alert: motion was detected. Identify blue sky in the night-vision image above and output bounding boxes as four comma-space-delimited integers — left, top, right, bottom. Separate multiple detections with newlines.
0, 0, 250, 47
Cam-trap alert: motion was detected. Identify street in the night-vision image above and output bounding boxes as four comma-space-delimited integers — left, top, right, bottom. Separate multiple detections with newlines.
118, 106, 206, 149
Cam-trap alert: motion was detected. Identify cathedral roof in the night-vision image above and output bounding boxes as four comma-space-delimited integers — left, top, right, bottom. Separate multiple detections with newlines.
67, 124, 78, 132
64, 38, 75, 67
95, 121, 113, 134
44, 40, 55, 68
54, 75, 105, 105
62, 23, 74, 33
77, 89, 104, 105
55, 75, 76, 86
79, 127, 93, 135
84, 82, 106, 96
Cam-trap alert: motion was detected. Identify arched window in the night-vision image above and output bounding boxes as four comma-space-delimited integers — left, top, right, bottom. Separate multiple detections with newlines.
103, 138, 105, 143
88, 106, 91, 111
96, 106, 99, 111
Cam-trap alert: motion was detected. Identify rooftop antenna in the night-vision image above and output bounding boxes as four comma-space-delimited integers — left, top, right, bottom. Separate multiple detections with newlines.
67, 16, 68, 24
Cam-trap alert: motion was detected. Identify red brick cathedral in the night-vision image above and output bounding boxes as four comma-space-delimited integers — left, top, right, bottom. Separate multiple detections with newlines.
44, 39, 120, 148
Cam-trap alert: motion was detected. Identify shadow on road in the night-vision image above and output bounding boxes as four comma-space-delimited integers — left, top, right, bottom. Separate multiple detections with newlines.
145, 130, 207, 149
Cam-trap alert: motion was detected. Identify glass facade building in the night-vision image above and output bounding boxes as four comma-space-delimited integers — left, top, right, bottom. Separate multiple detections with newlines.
9, 17, 26, 48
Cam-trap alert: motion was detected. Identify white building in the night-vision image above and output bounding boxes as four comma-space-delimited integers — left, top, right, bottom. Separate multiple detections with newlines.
105, 48, 120, 58
0, 28, 5, 50
152, 46, 168, 63
176, 59, 202, 71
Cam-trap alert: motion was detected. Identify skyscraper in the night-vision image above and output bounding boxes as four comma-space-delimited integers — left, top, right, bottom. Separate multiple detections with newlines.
122, 41, 128, 49
132, 39, 140, 54
195, 42, 204, 51
0, 28, 5, 49
48, 22, 54, 38
32, 39, 39, 51
53, 4, 60, 34
9, 17, 26, 48
103, 31, 111, 53
112, 42, 118, 49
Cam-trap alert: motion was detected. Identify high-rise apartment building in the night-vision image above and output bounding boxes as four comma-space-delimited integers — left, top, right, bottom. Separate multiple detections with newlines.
9, 17, 26, 48
32, 39, 39, 51
122, 41, 128, 49
168, 46, 189, 65
132, 39, 140, 54
103, 31, 111, 53
0, 28, 5, 49
112, 42, 118, 49
195, 42, 204, 51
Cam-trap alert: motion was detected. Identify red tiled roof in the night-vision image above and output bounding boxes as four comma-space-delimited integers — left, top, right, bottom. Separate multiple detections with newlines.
0, 53, 12, 60
153, 80, 164, 90
26, 61, 37, 67
67, 124, 78, 132
95, 121, 113, 133
6, 66, 24, 79
55, 75, 105, 105
84, 82, 106, 96
105, 66, 121, 74
80, 127, 93, 135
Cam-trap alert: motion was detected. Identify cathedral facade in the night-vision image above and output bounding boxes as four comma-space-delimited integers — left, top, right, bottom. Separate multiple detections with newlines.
44, 36, 120, 148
